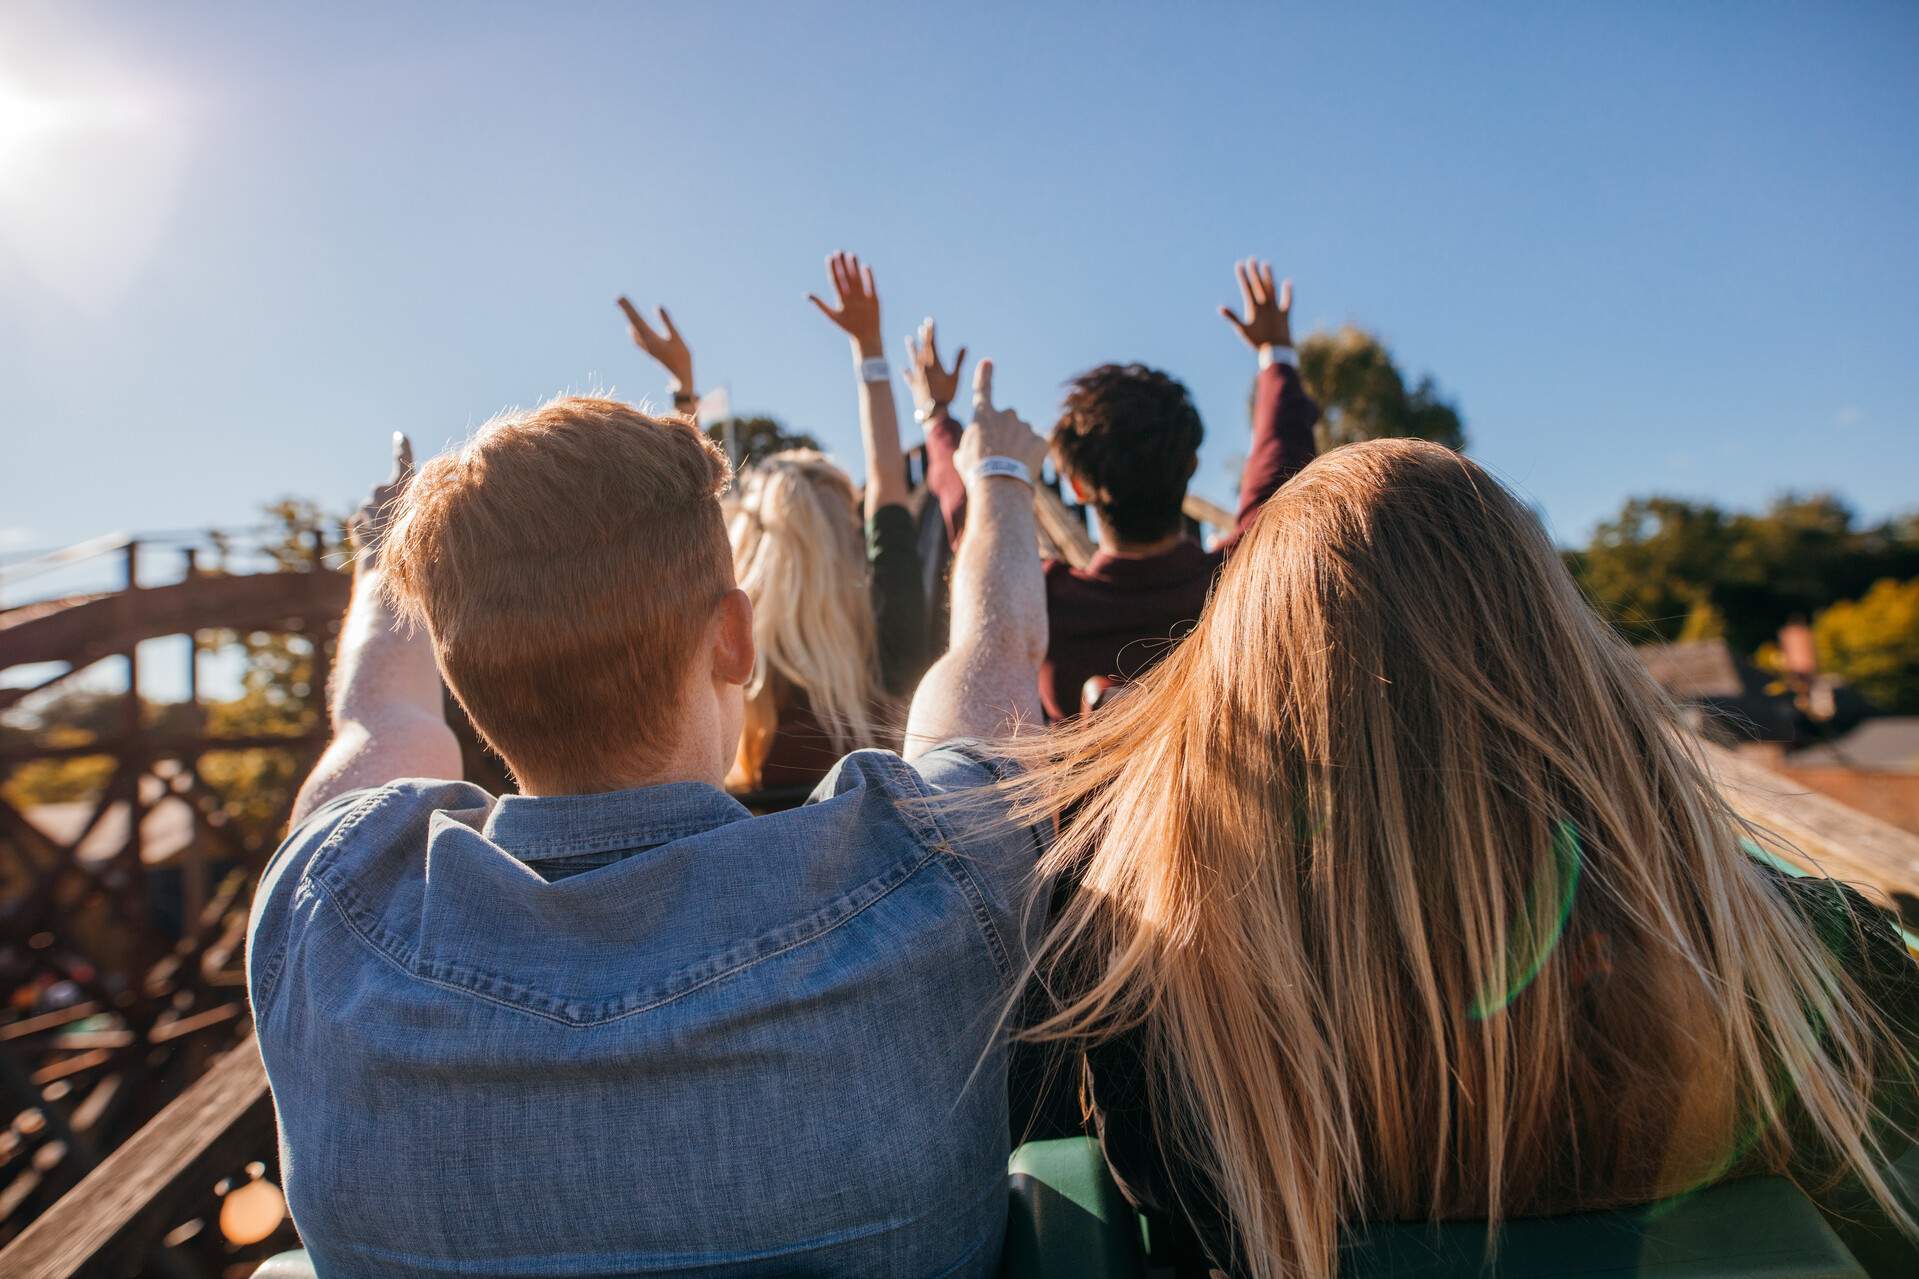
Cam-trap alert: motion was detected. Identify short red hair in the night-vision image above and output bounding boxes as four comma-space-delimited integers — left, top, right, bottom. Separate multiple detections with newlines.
382, 396, 732, 792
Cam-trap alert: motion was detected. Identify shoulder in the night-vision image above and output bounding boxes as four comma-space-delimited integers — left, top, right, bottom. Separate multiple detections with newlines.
813, 744, 1047, 873
1762, 864, 1919, 1031
253, 779, 492, 931
248, 778, 490, 1014
809, 743, 1022, 815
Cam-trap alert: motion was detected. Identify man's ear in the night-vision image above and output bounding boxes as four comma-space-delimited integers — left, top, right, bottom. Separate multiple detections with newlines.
711, 589, 755, 687
1069, 473, 1092, 505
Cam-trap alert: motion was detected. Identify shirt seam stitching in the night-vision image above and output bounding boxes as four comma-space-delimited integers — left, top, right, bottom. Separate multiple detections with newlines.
307, 845, 945, 1028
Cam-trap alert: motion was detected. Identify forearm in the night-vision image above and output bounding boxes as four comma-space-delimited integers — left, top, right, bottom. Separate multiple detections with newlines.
854, 338, 910, 517
292, 566, 461, 823
1224, 357, 1322, 549
904, 478, 1047, 756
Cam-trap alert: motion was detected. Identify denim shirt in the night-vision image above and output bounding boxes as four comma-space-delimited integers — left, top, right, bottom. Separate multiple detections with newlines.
248, 745, 1044, 1278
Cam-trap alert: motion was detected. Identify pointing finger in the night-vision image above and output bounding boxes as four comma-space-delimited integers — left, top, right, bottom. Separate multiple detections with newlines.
657, 305, 680, 338
973, 358, 995, 412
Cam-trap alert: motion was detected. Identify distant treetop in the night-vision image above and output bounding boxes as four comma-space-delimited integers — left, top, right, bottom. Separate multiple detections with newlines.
1297, 325, 1466, 452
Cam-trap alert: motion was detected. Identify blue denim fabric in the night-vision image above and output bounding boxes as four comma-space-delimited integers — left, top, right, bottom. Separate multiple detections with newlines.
247, 745, 1044, 1278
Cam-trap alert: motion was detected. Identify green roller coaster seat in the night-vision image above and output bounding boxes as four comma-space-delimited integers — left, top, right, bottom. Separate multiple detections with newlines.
1001, 1136, 1145, 1279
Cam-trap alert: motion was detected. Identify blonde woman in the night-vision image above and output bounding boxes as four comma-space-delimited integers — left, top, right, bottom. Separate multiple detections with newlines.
619, 252, 925, 789
999, 439, 1919, 1277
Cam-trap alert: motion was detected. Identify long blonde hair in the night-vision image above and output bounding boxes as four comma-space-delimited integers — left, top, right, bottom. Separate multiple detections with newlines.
727, 449, 888, 785
999, 439, 1913, 1277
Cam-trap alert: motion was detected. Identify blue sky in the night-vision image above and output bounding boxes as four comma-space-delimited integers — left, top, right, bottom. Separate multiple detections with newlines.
3, 0, 1916, 587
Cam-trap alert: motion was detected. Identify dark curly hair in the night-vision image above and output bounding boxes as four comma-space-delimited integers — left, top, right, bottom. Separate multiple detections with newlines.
1051, 363, 1203, 543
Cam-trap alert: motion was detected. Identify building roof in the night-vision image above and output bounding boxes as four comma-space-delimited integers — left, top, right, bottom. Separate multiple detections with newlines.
1637, 639, 1758, 701
1791, 718, 1919, 773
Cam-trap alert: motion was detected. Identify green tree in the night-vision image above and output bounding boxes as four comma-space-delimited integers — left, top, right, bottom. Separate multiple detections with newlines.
1574, 497, 1735, 642
1573, 493, 1919, 654
705, 416, 820, 468
1297, 325, 1466, 451
1813, 578, 1919, 713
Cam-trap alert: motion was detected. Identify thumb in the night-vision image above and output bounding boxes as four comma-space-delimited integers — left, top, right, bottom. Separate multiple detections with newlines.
973, 358, 995, 413
1219, 305, 1251, 337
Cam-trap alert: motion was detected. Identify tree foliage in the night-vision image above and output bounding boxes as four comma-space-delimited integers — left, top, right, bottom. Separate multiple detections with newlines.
1297, 325, 1466, 452
1812, 578, 1919, 714
1573, 493, 1919, 654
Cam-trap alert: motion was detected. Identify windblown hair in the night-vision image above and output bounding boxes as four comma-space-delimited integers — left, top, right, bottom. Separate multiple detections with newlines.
1052, 363, 1203, 543
727, 449, 888, 784
382, 396, 732, 794
996, 439, 1914, 1277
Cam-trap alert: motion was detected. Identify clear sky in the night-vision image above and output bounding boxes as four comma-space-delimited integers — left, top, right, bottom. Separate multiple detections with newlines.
3, 0, 1916, 578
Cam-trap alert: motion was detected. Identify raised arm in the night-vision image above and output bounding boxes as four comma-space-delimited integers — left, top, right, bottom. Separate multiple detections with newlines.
904, 361, 1049, 757
617, 295, 699, 419
1217, 257, 1321, 553
808, 251, 909, 518
905, 316, 971, 548
290, 434, 461, 825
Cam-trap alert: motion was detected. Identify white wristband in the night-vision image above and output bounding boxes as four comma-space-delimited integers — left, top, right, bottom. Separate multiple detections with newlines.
968, 456, 1034, 487
858, 357, 890, 384
1259, 344, 1298, 370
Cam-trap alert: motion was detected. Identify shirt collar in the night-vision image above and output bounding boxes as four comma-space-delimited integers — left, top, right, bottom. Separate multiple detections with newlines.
480, 782, 752, 862
1082, 537, 1212, 588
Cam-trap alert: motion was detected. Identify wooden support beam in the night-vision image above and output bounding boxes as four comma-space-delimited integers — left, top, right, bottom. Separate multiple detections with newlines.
1183, 492, 1235, 531
0, 1038, 273, 1279
1704, 741, 1919, 899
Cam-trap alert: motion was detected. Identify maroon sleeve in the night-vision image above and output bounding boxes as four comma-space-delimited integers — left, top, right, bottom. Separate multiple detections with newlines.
921, 407, 969, 548
1217, 360, 1321, 557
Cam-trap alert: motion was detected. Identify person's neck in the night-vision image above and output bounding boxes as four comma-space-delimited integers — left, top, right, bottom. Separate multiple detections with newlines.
517, 726, 732, 797
1093, 519, 1190, 560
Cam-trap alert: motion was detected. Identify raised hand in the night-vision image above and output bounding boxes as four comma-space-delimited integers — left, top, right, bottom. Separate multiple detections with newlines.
903, 317, 966, 418
617, 296, 695, 393
348, 432, 414, 567
806, 251, 883, 355
1219, 258, 1294, 351
955, 360, 1048, 479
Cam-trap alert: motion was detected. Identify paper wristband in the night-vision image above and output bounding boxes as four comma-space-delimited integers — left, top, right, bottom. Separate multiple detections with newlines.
969, 456, 1034, 487
858, 357, 890, 383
